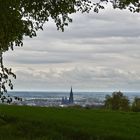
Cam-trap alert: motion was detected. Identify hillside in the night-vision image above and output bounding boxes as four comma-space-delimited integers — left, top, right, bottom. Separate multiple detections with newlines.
0, 105, 140, 140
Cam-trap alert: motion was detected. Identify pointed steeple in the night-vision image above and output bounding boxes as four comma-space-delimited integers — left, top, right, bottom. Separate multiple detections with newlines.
69, 86, 74, 104
70, 86, 72, 93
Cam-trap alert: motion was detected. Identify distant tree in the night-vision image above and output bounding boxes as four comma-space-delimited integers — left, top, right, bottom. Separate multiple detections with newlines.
132, 97, 140, 112
104, 91, 130, 111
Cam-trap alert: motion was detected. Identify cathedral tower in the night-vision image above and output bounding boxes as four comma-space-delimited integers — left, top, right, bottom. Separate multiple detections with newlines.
69, 86, 74, 104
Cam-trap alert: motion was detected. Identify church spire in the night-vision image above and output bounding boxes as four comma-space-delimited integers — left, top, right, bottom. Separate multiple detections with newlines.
70, 86, 72, 93
61, 86, 74, 105
69, 86, 74, 104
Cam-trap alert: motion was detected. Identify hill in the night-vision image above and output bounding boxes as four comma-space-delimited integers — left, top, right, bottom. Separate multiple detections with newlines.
0, 105, 140, 140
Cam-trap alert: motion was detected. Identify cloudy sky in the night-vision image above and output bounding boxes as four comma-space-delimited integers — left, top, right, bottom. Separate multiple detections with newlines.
3, 5, 140, 91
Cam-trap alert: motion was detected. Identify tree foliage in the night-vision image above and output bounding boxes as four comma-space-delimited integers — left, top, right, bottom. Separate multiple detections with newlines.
104, 91, 130, 111
0, 0, 95, 51
132, 97, 140, 112
0, 52, 20, 103
93, 0, 140, 13
0, 0, 140, 51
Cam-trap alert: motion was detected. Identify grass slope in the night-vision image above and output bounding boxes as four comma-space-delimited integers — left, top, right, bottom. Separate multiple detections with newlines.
0, 105, 140, 140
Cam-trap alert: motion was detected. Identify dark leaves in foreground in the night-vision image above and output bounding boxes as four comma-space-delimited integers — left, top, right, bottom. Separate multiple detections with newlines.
1, 0, 139, 51
0, 53, 21, 104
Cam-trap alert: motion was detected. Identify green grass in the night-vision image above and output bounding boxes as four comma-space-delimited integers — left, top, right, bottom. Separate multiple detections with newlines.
0, 105, 140, 140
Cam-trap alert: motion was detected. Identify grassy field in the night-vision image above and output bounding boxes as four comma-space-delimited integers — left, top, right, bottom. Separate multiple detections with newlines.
0, 105, 140, 140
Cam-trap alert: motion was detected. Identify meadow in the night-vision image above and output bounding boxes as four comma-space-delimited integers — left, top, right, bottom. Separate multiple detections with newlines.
0, 105, 140, 140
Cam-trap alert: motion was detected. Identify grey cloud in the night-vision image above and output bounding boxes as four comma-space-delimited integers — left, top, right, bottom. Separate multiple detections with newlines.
37, 10, 140, 41
13, 66, 140, 91
3, 7, 140, 91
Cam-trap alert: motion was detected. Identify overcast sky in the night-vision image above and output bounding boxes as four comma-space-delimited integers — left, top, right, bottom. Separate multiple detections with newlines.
3, 5, 140, 92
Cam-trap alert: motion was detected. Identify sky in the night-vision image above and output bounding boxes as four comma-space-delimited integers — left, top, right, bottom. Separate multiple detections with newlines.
3, 5, 140, 92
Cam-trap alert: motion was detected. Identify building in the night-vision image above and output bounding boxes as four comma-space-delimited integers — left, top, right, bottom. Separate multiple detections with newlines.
69, 87, 74, 104
61, 87, 74, 105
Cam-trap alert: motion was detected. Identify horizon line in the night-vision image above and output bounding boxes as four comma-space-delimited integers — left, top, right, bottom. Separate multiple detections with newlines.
8, 90, 140, 93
